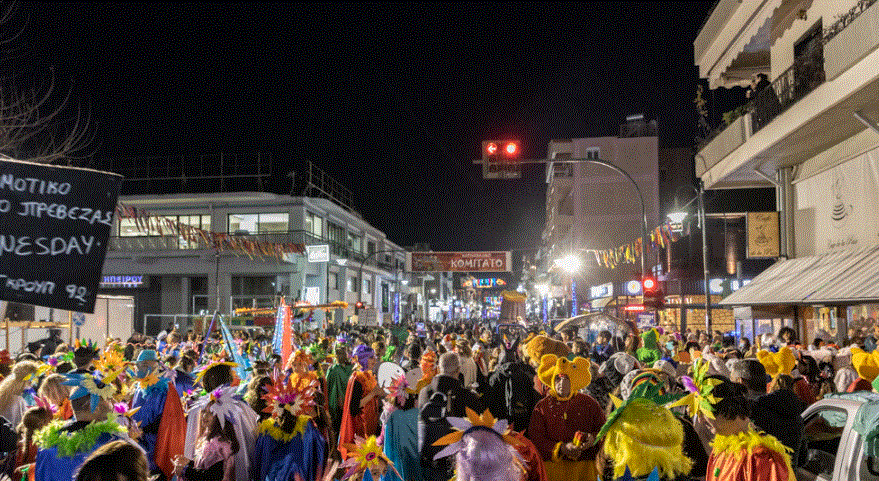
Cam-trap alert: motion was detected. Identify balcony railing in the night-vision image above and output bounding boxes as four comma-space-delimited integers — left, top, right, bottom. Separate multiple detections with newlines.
751, 50, 825, 133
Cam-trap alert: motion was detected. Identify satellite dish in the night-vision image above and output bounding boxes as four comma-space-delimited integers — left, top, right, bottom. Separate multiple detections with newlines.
377, 362, 405, 388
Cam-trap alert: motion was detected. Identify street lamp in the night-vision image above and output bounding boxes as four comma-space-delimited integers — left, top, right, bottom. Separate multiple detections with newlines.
554, 254, 581, 274
668, 181, 711, 334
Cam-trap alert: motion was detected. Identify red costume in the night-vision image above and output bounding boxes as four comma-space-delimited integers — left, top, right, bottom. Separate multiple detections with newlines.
338, 370, 379, 457
706, 431, 794, 481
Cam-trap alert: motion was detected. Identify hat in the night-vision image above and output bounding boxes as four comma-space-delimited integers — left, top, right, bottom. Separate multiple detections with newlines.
652, 359, 677, 380
524, 335, 570, 363
851, 347, 879, 382
537, 354, 591, 400
135, 350, 159, 363
352, 344, 375, 370
757, 347, 796, 378
261, 370, 318, 419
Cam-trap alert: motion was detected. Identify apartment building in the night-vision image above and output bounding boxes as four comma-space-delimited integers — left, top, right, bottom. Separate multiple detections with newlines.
694, 0, 879, 343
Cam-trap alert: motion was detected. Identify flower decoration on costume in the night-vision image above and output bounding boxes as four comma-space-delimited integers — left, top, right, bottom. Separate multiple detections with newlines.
94, 347, 130, 379
666, 358, 722, 419
62, 372, 116, 413
261, 370, 317, 419
208, 385, 238, 430
33, 395, 58, 414
431, 407, 522, 460
340, 435, 401, 480
386, 373, 416, 406
23, 363, 52, 382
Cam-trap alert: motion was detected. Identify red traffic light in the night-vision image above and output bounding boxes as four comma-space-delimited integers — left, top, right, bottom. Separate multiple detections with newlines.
642, 277, 656, 291
504, 142, 518, 155
355, 302, 364, 309
485, 142, 498, 156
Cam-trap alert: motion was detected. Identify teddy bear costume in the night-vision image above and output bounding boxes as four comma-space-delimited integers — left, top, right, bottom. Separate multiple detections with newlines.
527, 354, 605, 481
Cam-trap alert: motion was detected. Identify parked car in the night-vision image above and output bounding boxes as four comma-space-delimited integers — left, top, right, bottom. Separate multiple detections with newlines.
796, 392, 879, 481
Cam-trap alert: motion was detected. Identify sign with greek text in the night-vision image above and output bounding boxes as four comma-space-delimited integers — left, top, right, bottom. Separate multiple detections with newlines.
0, 159, 123, 312
405, 251, 511, 272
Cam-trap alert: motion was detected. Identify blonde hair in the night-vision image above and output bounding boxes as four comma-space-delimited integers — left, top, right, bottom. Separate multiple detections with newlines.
39, 373, 71, 406
0, 361, 38, 413
602, 399, 693, 479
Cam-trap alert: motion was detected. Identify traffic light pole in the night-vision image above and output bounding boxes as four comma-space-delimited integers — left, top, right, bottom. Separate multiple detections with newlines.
475, 157, 648, 280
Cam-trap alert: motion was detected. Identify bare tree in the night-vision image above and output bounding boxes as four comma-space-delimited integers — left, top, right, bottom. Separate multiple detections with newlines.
0, 1, 96, 164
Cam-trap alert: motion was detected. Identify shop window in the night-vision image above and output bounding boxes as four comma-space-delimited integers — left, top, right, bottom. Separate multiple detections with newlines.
328, 272, 339, 291
347, 276, 358, 293
228, 213, 288, 234
799, 407, 847, 481
363, 278, 371, 295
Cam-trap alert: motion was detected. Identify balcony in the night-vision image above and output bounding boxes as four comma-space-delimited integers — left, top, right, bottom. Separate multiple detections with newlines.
697, 2, 879, 186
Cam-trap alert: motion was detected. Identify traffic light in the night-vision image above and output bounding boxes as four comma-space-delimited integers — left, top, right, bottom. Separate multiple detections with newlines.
355, 301, 364, 313
482, 140, 522, 179
642, 277, 664, 310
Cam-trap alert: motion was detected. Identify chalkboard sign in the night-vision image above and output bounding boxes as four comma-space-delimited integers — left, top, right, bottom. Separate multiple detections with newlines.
0, 159, 123, 313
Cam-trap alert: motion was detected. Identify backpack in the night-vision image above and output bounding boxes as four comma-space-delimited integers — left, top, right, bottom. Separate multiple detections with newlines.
418, 390, 456, 481
495, 361, 538, 432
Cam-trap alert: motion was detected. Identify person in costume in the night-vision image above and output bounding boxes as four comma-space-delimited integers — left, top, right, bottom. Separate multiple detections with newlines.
339, 345, 383, 456
380, 372, 423, 481
9, 398, 55, 480
0, 361, 39, 429
174, 386, 239, 481
636, 329, 662, 366
251, 370, 327, 481
327, 344, 355, 439
184, 360, 258, 481
848, 347, 879, 392
753, 348, 806, 453
703, 379, 795, 481
524, 336, 570, 398
432, 407, 526, 481
129, 349, 186, 481
527, 354, 605, 481
34, 372, 140, 481
596, 373, 694, 481
71, 340, 100, 375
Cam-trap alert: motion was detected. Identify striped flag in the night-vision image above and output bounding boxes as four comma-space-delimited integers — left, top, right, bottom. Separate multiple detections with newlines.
272, 299, 287, 355
218, 314, 247, 381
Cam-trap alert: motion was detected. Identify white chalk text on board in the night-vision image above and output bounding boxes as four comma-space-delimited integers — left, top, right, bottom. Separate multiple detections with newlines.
0, 161, 122, 313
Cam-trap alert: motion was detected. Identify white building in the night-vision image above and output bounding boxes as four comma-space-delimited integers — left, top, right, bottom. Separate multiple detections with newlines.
695, 0, 879, 343
102, 192, 407, 334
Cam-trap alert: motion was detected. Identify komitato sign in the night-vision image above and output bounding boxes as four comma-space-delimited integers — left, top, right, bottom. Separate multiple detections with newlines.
0, 159, 123, 313
405, 251, 511, 272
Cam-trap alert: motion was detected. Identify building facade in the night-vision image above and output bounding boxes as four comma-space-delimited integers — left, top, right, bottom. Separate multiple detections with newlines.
695, 0, 879, 344
540, 123, 661, 315
103, 192, 407, 334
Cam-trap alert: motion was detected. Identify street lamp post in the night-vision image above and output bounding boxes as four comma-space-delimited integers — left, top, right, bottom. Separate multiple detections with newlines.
357, 249, 407, 306
668, 180, 711, 334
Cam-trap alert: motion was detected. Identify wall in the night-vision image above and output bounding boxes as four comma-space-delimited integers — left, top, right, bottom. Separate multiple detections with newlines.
795, 146, 879, 255
771, 0, 860, 80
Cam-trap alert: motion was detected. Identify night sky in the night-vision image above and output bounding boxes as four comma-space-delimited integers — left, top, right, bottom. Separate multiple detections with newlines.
17, 1, 714, 252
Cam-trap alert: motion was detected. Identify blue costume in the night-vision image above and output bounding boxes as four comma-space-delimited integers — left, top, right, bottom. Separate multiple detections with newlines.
131, 377, 170, 473
34, 420, 133, 481
174, 369, 195, 396
252, 417, 327, 481
381, 407, 422, 481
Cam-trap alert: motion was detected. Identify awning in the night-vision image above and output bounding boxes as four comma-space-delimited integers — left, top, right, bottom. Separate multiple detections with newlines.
553, 312, 634, 334
720, 244, 879, 306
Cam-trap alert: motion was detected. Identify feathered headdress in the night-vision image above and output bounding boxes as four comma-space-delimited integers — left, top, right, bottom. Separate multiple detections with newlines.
431, 407, 523, 460
386, 373, 416, 406
666, 358, 722, 419
62, 372, 117, 413
261, 370, 318, 419
33, 395, 58, 414
208, 385, 238, 430
194, 360, 238, 384
339, 435, 402, 480
94, 348, 130, 380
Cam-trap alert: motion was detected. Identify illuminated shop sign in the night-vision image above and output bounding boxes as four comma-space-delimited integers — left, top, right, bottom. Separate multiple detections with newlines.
99, 275, 145, 288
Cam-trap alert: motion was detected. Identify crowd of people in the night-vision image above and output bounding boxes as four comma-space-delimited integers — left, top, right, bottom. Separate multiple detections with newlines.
0, 318, 875, 481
